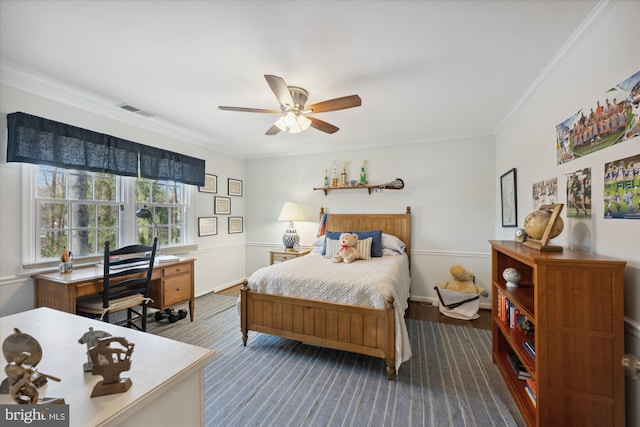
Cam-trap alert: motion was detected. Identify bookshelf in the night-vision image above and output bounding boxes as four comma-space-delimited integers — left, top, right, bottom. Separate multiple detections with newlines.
489, 241, 626, 427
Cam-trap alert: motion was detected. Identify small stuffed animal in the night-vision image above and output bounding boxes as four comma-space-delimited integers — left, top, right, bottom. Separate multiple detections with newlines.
440, 265, 488, 297
332, 233, 360, 264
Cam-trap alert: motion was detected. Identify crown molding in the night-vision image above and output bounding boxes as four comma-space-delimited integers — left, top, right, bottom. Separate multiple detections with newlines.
0, 61, 243, 158
494, 0, 616, 134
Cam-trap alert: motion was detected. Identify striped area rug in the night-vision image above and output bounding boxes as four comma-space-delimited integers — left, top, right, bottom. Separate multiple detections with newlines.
148, 293, 524, 427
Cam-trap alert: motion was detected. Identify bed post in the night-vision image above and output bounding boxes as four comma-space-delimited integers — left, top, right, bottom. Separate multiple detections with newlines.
385, 295, 396, 380
240, 279, 249, 346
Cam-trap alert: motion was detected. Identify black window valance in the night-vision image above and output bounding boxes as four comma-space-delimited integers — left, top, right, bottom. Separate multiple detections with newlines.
6, 112, 205, 186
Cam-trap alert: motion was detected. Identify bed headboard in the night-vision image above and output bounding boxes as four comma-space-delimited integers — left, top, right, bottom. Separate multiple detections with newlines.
319, 206, 411, 259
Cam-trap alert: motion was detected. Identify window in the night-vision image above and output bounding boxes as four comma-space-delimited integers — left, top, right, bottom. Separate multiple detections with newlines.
134, 179, 184, 247
31, 165, 189, 263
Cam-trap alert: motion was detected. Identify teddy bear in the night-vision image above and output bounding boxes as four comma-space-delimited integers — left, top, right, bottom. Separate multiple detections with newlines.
440, 265, 488, 297
331, 233, 360, 264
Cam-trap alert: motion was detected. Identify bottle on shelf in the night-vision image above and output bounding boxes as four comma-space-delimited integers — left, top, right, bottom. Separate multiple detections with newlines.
332, 166, 338, 187
340, 162, 347, 187
360, 160, 367, 184
324, 169, 329, 188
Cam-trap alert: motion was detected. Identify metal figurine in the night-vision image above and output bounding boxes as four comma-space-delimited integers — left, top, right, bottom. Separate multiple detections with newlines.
5, 351, 61, 404
78, 327, 112, 372
89, 336, 135, 397
2, 328, 64, 404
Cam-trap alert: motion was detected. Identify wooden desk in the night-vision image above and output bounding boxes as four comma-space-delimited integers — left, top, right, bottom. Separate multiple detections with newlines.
0, 307, 214, 426
32, 259, 196, 321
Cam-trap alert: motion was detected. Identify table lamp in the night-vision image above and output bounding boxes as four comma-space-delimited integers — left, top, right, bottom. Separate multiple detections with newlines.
278, 202, 304, 251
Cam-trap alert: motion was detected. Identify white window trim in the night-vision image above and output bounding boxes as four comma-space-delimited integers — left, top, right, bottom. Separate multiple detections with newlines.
20, 164, 197, 272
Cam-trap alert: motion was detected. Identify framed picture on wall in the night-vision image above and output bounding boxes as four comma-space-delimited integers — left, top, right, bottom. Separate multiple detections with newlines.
228, 178, 243, 196
228, 216, 243, 234
214, 196, 231, 215
198, 217, 217, 236
199, 174, 217, 193
500, 168, 517, 227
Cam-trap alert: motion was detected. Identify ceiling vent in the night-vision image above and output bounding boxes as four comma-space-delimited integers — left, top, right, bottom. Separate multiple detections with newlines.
117, 103, 153, 117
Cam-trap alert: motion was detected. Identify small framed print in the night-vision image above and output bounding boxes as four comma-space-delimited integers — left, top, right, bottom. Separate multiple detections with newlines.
198, 217, 217, 236
214, 196, 231, 215
228, 178, 243, 197
500, 168, 517, 227
228, 216, 243, 234
199, 174, 217, 193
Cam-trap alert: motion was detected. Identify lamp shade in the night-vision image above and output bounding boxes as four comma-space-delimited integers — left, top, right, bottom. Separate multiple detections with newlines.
135, 205, 153, 219
278, 202, 304, 221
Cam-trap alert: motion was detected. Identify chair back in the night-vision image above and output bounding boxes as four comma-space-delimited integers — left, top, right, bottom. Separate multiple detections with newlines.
102, 238, 158, 309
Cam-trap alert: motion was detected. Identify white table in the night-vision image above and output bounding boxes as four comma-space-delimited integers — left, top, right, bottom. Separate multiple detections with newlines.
0, 307, 214, 426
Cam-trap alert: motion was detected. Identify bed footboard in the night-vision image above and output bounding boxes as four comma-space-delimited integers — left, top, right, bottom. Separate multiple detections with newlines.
240, 280, 396, 379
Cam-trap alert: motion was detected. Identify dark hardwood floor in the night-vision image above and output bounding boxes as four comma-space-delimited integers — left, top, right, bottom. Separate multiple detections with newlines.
217, 285, 491, 330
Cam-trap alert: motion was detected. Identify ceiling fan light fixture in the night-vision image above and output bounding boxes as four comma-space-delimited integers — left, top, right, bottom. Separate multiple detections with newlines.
298, 114, 311, 131
288, 120, 303, 134
284, 112, 298, 128
274, 111, 311, 134
274, 115, 287, 132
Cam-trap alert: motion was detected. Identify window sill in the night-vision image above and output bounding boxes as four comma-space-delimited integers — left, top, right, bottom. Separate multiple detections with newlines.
20, 243, 199, 276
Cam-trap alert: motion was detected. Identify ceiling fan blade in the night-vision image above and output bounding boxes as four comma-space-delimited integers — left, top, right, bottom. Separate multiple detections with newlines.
218, 106, 279, 113
264, 75, 294, 107
265, 125, 281, 136
306, 95, 361, 114
308, 117, 339, 134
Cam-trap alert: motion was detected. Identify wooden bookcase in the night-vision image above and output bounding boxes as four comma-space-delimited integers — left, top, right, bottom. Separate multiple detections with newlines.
489, 240, 626, 427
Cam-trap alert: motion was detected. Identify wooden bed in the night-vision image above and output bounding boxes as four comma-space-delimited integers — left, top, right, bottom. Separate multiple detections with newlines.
240, 206, 411, 379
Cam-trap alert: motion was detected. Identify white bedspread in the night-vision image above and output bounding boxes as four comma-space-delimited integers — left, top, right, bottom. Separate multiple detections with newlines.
246, 252, 412, 371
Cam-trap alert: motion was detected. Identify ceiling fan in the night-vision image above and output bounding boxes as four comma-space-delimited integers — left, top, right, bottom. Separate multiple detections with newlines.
218, 75, 361, 135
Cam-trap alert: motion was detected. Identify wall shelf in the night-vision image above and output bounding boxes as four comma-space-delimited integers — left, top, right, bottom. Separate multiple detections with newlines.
313, 185, 379, 195
314, 179, 404, 195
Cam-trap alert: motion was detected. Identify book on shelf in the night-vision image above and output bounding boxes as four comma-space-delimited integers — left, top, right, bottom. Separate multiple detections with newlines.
497, 290, 534, 334
506, 352, 531, 380
526, 377, 537, 396
524, 383, 537, 407
523, 341, 535, 360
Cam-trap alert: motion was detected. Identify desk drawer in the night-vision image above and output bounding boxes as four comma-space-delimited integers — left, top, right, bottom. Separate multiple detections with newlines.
76, 281, 102, 297
163, 262, 192, 277
164, 274, 192, 306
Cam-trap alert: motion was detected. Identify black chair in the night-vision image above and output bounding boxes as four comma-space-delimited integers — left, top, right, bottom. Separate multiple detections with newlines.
77, 238, 158, 332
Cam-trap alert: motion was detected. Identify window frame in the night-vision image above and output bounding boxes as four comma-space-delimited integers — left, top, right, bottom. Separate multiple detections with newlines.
22, 164, 195, 268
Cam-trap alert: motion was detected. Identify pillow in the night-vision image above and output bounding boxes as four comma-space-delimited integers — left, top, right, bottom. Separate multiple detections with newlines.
321, 231, 344, 255
324, 237, 372, 260
324, 238, 341, 259
312, 236, 325, 253
356, 237, 372, 260
353, 230, 383, 257
382, 233, 406, 254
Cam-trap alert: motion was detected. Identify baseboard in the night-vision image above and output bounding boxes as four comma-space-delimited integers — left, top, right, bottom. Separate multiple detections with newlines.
208, 279, 246, 296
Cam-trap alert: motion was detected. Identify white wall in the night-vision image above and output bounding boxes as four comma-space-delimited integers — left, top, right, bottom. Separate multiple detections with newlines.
0, 84, 247, 316
494, 2, 639, 425
245, 136, 496, 305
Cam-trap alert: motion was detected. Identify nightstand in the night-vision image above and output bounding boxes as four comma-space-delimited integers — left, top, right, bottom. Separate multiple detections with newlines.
269, 248, 311, 265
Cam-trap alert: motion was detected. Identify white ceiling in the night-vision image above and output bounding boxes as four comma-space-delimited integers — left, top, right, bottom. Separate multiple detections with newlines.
0, 1, 602, 159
